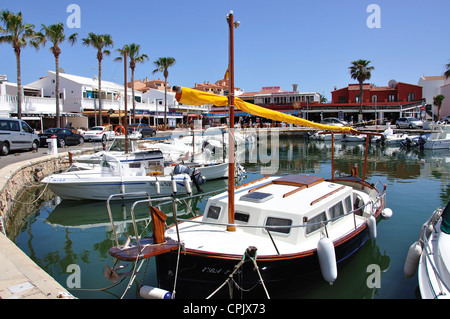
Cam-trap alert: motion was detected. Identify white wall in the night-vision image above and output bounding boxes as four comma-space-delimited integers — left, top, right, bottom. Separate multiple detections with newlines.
441, 83, 450, 118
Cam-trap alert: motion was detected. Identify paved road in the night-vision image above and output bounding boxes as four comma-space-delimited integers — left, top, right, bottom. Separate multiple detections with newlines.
0, 141, 100, 169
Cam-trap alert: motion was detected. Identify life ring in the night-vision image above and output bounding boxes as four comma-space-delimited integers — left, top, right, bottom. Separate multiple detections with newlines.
115, 125, 125, 135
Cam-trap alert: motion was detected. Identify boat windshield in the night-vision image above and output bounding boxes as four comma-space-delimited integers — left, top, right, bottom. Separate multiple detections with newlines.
108, 138, 132, 152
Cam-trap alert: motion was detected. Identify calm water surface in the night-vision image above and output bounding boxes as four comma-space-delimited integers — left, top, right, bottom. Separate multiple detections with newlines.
13, 136, 450, 299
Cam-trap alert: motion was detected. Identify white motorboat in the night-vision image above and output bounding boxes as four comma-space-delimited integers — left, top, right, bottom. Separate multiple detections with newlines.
73, 135, 244, 181
422, 124, 450, 150
375, 125, 410, 145
404, 201, 450, 299
342, 134, 366, 143
42, 154, 196, 201
309, 131, 343, 141
72, 136, 165, 170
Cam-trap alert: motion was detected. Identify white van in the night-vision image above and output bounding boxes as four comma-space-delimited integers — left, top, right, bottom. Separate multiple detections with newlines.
0, 118, 40, 155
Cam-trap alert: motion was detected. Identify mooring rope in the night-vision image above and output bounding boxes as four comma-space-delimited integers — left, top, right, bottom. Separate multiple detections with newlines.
206, 247, 270, 299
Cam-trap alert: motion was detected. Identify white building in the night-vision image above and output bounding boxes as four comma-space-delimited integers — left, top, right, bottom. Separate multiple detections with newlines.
418, 75, 450, 118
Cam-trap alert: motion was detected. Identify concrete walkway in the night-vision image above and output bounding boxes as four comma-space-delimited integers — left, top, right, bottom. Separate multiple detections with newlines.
0, 232, 72, 299
0, 148, 96, 299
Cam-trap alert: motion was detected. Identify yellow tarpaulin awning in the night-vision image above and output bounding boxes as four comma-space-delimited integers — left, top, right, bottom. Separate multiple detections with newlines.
175, 87, 358, 134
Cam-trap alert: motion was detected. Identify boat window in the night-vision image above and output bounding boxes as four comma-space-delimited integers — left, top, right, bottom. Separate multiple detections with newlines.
344, 196, 352, 213
129, 163, 141, 168
235, 212, 250, 223
329, 201, 345, 220
265, 217, 292, 234
206, 205, 221, 220
353, 195, 364, 216
305, 212, 327, 235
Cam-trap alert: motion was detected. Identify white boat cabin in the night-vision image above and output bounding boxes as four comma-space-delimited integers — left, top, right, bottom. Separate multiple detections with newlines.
199, 175, 373, 251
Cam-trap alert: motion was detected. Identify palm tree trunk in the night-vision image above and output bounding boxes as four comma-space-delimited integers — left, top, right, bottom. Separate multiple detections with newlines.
359, 81, 363, 120
164, 75, 167, 129
98, 60, 103, 126
131, 67, 136, 124
15, 50, 22, 119
55, 55, 61, 128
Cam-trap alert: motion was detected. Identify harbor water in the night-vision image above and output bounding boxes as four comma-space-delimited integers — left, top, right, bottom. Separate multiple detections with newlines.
11, 135, 450, 299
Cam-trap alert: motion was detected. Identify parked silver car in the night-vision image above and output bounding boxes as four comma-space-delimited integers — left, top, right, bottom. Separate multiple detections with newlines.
395, 117, 423, 129
0, 118, 40, 155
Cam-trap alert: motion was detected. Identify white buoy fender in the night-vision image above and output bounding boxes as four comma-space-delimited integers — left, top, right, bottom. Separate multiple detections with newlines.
403, 241, 422, 278
154, 180, 160, 194
184, 177, 192, 194
171, 177, 177, 193
317, 237, 337, 285
139, 286, 172, 299
368, 215, 377, 240
381, 208, 393, 220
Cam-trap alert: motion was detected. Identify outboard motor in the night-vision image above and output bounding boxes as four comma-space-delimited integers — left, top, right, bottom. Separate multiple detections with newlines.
173, 163, 191, 175
192, 169, 206, 193
418, 135, 428, 150
173, 164, 205, 193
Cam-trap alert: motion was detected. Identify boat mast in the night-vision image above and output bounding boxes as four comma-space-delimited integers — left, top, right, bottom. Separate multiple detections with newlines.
227, 11, 238, 232
123, 51, 129, 153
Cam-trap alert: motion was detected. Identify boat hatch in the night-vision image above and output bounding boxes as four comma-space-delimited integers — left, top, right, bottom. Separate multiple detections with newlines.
272, 174, 325, 187
240, 191, 273, 203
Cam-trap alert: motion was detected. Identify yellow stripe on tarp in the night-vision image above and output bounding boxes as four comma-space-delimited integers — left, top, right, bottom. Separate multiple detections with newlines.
175, 87, 358, 134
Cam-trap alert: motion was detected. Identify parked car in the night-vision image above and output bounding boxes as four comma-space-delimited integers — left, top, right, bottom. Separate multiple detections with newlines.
127, 123, 156, 137
0, 118, 40, 156
82, 125, 116, 141
395, 117, 423, 129
320, 117, 348, 127
39, 128, 84, 147
441, 116, 450, 124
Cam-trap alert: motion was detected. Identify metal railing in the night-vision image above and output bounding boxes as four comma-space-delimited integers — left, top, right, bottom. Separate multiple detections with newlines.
420, 207, 450, 298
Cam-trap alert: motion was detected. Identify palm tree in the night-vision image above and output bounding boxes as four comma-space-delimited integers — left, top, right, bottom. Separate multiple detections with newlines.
152, 57, 176, 129
39, 23, 77, 127
349, 59, 375, 120
0, 10, 40, 119
434, 94, 445, 121
445, 61, 450, 79
82, 33, 113, 126
115, 43, 149, 123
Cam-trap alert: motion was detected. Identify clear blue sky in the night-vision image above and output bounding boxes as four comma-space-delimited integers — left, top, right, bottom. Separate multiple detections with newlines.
1, 0, 449, 100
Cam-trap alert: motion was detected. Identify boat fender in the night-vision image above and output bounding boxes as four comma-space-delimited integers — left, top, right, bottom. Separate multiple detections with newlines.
381, 208, 393, 220
171, 176, 177, 193
317, 237, 337, 285
419, 222, 433, 240
368, 215, 377, 240
184, 176, 192, 194
403, 241, 422, 278
155, 178, 160, 194
139, 286, 172, 299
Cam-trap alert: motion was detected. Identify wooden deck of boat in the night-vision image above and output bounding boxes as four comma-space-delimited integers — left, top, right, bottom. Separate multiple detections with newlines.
109, 238, 179, 261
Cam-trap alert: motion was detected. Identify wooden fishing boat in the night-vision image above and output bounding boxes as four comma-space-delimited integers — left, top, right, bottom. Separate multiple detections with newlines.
104, 11, 392, 299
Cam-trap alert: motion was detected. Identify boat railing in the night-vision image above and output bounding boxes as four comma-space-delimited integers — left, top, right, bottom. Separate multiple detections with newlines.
111, 184, 385, 258
420, 207, 450, 297
106, 187, 228, 258
106, 192, 152, 250
168, 190, 386, 255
